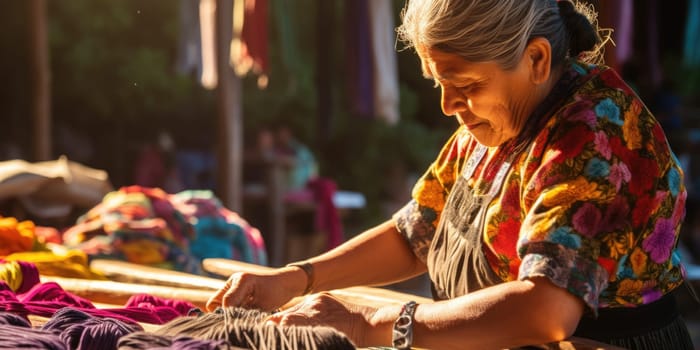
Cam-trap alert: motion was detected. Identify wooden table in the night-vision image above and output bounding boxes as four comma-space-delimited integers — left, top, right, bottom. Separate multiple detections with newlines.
202, 258, 627, 350
37, 258, 625, 349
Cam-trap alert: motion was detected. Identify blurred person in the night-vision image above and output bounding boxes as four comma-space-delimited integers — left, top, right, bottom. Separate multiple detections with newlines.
133, 130, 184, 193
274, 125, 319, 191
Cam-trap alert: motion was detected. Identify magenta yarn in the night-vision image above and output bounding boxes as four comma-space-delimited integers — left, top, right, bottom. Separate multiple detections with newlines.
126, 294, 196, 315
12, 282, 195, 324
20, 282, 95, 308
0, 281, 31, 315
16, 260, 40, 293
0, 259, 40, 294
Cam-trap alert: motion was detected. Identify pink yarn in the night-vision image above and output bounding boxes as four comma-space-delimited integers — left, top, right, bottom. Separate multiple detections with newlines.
16, 261, 40, 294
16, 282, 194, 324
0, 259, 40, 294
0, 262, 198, 325
125, 294, 196, 315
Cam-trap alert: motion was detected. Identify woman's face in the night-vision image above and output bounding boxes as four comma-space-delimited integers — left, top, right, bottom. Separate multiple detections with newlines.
417, 46, 539, 147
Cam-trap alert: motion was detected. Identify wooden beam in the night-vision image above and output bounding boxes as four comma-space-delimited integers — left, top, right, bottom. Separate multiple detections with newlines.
28, 0, 52, 161
202, 258, 435, 308
90, 259, 226, 290
215, 0, 243, 213
40, 276, 215, 310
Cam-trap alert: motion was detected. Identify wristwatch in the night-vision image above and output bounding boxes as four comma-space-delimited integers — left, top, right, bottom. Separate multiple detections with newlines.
392, 300, 417, 349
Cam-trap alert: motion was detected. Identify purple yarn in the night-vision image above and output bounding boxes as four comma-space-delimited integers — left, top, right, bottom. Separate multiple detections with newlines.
40, 308, 147, 350
0, 325, 67, 349
0, 311, 31, 327
60, 316, 142, 350
41, 307, 94, 333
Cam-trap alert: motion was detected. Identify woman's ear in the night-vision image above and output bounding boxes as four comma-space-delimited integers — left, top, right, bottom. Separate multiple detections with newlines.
523, 37, 553, 85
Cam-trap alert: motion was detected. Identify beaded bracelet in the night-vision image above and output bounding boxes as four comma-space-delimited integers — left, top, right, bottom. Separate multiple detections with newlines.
286, 262, 315, 295
392, 300, 418, 349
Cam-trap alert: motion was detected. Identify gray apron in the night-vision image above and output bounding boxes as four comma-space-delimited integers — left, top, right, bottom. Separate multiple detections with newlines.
427, 144, 515, 300
424, 66, 580, 300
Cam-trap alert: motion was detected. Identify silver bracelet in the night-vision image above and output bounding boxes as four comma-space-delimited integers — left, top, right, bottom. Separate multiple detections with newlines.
285, 261, 314, 295
392, 300, 417, 349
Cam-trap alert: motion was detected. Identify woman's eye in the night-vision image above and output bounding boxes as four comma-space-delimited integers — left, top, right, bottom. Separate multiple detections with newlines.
459, 83, 481, 92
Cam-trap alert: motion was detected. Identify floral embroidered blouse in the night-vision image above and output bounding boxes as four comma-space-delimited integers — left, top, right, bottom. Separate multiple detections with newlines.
393, 61, 687, 313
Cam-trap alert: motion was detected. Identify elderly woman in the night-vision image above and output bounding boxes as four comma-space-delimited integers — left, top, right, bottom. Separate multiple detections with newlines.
208, 1, 693, 349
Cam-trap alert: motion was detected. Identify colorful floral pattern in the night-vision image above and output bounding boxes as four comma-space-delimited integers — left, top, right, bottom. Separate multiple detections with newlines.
394, 61, 686, 313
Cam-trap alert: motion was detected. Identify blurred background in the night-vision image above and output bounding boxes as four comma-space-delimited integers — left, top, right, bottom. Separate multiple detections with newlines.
1, 0, 699, 271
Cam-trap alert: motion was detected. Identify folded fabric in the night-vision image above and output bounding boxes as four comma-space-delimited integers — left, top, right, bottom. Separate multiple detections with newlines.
62, 186, 267, 274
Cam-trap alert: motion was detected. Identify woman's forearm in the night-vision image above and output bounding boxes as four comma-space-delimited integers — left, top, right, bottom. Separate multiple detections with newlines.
366, 277, 584, 349
304, 220, 426, 292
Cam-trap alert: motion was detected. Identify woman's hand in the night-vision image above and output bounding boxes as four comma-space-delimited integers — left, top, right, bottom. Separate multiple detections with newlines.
265, 292, 382, 347
206, 267, 307, 312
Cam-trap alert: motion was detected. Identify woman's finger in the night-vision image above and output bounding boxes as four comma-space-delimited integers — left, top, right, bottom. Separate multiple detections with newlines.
206, 278, 233, 311
222, 274, 254, 308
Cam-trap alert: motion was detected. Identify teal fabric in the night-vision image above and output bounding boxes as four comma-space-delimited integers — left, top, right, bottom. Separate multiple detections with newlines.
287, 140, 318, 190
685, 0, 700, 66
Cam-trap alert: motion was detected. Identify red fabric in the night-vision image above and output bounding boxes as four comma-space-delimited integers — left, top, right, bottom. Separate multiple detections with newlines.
241, 0, 269, 74
307, 178, 343, 249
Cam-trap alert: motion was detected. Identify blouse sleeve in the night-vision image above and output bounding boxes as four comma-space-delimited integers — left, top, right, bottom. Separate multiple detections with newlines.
517, 106, 614, 313
517, 84, 684, 314
517, 73, 684, 314
393, 129, 469, 263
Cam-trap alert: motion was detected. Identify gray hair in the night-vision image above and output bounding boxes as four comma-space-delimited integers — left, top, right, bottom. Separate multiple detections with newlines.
396, 0, 604, 69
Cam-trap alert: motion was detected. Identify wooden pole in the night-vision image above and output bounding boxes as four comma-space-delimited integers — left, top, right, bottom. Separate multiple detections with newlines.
215, 0, 243, 213
41, 276, 215, 310
202, 258, 434, 308
28, 0, 52, 161
90, 259, 226, 290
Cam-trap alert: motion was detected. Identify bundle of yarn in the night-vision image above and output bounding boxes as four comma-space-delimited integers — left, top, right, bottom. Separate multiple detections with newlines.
0, 260, 355, 349
0, 260, 196, 325
120, 307, 355, 350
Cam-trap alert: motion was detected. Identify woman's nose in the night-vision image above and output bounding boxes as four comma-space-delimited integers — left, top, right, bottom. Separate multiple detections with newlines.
440, 86, 469, 116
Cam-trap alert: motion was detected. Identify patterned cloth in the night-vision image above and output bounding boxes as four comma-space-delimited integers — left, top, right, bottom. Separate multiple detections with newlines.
394, 60, 687, 314
63, 186, 267, 274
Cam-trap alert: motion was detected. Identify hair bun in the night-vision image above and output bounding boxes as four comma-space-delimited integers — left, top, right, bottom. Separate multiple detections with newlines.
557, 0, 577, 18
557, 0, 597, 57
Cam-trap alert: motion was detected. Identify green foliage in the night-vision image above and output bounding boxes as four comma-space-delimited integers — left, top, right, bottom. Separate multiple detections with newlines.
0, 2, 32, 139
669, 63, 700, 99
48, 0, 213, 124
